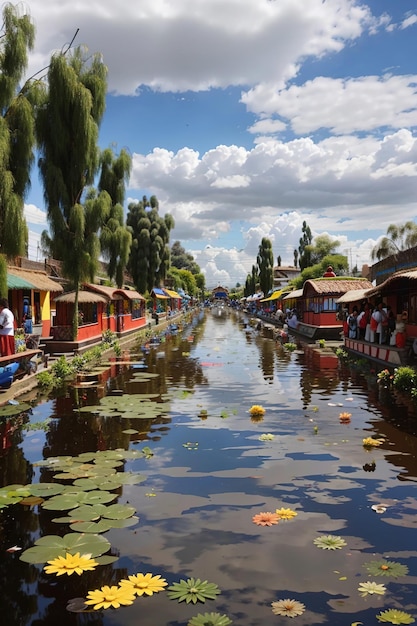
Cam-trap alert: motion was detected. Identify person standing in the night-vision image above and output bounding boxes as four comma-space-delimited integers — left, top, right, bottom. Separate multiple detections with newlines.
0, 298, 15, 356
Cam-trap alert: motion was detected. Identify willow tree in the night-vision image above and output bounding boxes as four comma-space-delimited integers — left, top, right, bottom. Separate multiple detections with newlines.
98, 148, 132, 287
0, 4, 36, 294
371, 222, 417, 261
36, 45, 108, 337
127, 195, 174, 294
257, 237, 274, 297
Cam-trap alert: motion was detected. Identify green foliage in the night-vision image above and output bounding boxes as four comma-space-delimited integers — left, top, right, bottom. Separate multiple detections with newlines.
257, 237, 274, 297
283, 342, 297, 351
36, 370, 57, 389
372, 221, 417, 261
171, 241, 201, 274
36, 45, 108, 337
290, 254, 350, 289
0, 4, 36, 258
335, 347, 349, 360
188, 613, 232, 626
392, 366, 417, 392
51, 356, 73, 379
127, 195, 175, 293
167, 577, 221, 604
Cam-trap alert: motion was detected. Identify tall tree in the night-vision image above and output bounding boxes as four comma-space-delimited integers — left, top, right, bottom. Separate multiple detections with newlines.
98, 148, 132, 287
0, 4, 36, 293
298, 221, 312, 270
127, 195, 174, 293
36, 45, 108, 338
257, 237, 274, 296
305, 234, 340, 265
371, 221, 417, 261
293, 249, 298, 268
171, 240, 201, 274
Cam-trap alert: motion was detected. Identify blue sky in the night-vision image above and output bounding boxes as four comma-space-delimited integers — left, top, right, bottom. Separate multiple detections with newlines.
24, 0, 417, 288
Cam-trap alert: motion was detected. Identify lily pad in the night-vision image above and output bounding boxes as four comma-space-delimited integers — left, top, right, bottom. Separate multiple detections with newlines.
41, 490, 116, 511
0, 402, 32, 417
29, 483, 64, 497
122, 428, 139, 434
19, 532, 111, 564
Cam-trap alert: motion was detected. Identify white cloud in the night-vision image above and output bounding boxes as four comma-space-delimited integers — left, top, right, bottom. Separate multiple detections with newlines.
25, 0, 374, 95
242, 75, 417, 135
24, 203, 47, 226
401, 14, 417, 29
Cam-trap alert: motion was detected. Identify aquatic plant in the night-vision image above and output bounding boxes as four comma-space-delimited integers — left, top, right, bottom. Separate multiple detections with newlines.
357, 581, 386, 597
317, 339, 326, 348
364, 560, 409, 578
85, 585, 136, 610
271, 599, 305, 617
377, 369, 393, 385
283, 342, 297, 351
119, 573, 167, 596
249, 405, 266, 417
19, 532, 111, 564
275, 507, 297, 520
339, 412, 352, 422
313, 535, 346, 550
376, 609, 415, 624
335, 347, 349, 360
252, 512, 280, 526
43, 552, 98, 576
167, 578, 221, 604
259, 433, 275, 441
363, 436, 385, 448
188, 612, 233, 626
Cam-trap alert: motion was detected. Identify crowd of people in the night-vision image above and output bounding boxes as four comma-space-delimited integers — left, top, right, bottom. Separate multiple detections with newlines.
341, 301, 406, 348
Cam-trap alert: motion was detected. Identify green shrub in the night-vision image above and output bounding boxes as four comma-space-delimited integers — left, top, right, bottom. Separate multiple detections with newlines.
51, 355, 73, 379
283, 342, 297, 352
36, 371, 57, 389
393, 366, 417, 392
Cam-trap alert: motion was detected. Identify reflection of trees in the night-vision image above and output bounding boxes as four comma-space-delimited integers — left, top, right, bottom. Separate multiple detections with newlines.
0, 414, 40, 625
298, 358, 340, 408
255, 335, 275, 383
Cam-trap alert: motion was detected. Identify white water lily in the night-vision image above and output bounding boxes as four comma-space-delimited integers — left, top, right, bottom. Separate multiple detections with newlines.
358, 581, 386, 597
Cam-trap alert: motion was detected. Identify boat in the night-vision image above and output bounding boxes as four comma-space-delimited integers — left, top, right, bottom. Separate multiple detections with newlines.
0, 362, 20, 389
282, 277, 373, 341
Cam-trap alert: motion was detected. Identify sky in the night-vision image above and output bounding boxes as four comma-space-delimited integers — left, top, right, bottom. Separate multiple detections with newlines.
22, 0, 417, 289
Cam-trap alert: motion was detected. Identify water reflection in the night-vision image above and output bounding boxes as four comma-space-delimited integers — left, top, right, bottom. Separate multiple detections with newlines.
0, 310, 417, 625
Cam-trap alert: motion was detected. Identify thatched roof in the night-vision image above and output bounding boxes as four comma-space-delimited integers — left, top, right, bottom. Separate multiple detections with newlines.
8, 266, 63, 292
303, 277, 373, 296
54, 291, 108, 304
366, 269, 417, 297
84, 283, 145, 300
336, 288, 371, 304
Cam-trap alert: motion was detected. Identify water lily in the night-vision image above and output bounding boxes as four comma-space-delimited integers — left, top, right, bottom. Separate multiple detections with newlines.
252, 512, 280, 526
339, 412, 352, 422
85, 585, 136, 610
249, 405, 266, 417
376, 609, 415, 624
44, 552, 99, 576
364, 560, 409, 578
167, 577, 221, 604
271, 599, 306, 617
188, 612, 233, 625
358, 581, 386, 597
371, 504, 389, 514
363, 437, 384, 448
313, 535, 347, 550
275, 507, 298, 520
119, 572, 168, 596
259, 433, 275, 441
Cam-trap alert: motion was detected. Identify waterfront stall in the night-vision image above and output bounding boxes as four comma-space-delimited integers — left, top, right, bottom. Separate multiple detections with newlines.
84, 283, 146, 335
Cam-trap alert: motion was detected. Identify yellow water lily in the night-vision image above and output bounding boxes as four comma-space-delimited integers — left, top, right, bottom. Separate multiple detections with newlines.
85, 585, 136, 610
119, 572, 168, 596
363, 437, 384, 448
276, 507, 298, 520
249, 405, 266, 416
44, 552, 99, 576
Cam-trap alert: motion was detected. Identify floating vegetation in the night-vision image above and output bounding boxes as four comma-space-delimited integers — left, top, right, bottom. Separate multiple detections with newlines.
119, 573, 168, 596
44, 552, 99, 576
363, 437, 385, 448
376, 609, 415, 624
20, 532, 111, 564
364, 560, 409, 578
271, 599, 306, 617
313, 535, 347, 550
276, 507, 298, 520
85, 585, 136, 610
259, 433, 275, 441
0, 402, 31, 418
167, 578, 221, 604
188, 613, 233, 626
358, 581, 386, 597
77, 393, 170, 420
249, 405, 266, 417
252, 512, 280, 526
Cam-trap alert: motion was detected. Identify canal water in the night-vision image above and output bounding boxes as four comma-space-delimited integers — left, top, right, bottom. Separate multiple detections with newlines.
1, 310, 417, 625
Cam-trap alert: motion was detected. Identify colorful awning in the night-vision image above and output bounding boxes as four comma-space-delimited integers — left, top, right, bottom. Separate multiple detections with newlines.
151, 288, 169, 299
163, 289, 181, 299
